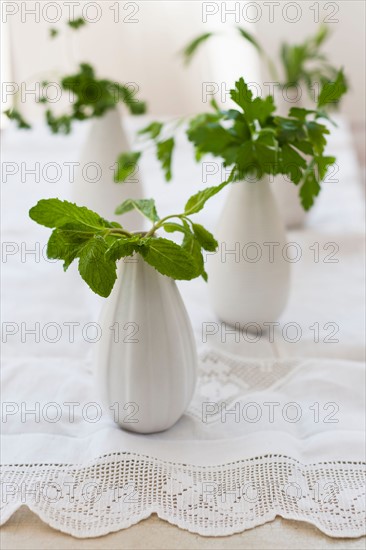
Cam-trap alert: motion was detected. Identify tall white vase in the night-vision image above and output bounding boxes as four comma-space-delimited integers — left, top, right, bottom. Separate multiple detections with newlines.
272, 174, 307, 228
96, 254, 198, 434
72, 108, 143, 229
207, 177, 290, 327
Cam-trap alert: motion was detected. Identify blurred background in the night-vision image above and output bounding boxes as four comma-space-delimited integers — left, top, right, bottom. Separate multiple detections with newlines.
3, 0, 365, 168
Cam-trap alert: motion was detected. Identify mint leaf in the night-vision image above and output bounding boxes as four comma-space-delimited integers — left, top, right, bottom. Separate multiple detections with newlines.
140, 238, 200, 280
78, 236, 117, 297
185, 180, 230, 215
181, 230, 207, 281
182, 32, 213, 65
157, 137, 175, 181
4, 109, 31, 130
47, 223, 95, 270
115, 198, 159, 222
114, 151, 141, 183
29, 199, 112, 230
317, 69, 347, 108
163, 222, 188, 234
105, 236, 141, 261
67, 18, 86, 30
236, 27, 263, 53
191, 223, 218, 252
138, 121, 163, 140
49, 28, 59, 38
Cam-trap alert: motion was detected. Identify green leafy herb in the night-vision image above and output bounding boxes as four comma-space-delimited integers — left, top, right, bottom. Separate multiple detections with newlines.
181, 25, 347, 107
191, 223, 217, 251
114, 152, 141, 183
185, 180, 231, 215
29, 191, 221, 296
67, 18, 86, 30
115, 198, 159, 222
4, 109, 31, 129
140, 238, 201, 280
182, 32, 213, 65
138, 121, 163, 140
78, 236, 117, 297
157, 137, 175, 181
186, 77, 343, 210
29, 198, 112, 229
236, 27, 262, 53
317, 69, 347, 108
4, 16, 147, 136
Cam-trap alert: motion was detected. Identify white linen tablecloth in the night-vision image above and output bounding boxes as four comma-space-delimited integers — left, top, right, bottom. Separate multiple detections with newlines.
1, 116, 365, 538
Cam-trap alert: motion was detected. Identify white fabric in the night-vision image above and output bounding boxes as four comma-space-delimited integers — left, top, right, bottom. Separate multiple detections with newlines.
1, 116, 365, 538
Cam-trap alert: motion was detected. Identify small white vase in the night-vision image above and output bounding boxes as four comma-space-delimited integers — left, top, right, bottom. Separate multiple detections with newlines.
207, 177, 290, 327
96, 253, 198, 434
272, 174, 307, 229
72, 108, 143, 228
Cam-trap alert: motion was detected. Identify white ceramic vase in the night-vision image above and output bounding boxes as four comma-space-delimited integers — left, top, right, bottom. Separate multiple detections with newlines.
207, 177, 291, 327
96, 253, 198, 434
72, 108, 143, 228
272, 173, 307, 229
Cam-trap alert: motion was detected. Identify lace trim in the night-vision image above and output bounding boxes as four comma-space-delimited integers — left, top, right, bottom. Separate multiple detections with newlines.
1, 452, 365, 538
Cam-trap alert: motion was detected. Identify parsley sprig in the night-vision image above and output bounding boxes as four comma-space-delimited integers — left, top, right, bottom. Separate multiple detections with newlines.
29, 182, 229, 296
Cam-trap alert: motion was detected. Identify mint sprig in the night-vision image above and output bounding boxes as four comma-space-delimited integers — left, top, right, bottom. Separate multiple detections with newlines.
29, 192, 221, 297
186, 75, 346, 210
4, 16, 147, 134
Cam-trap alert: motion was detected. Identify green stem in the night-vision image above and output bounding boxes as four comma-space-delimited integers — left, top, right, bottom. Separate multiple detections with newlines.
145, 214, 182, 238
107, 228, 133, 238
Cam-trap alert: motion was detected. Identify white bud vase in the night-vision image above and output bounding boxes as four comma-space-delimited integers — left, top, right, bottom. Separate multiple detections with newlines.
207, 177, 290, 327
272, 173, 307, 229
72, 108, 143, 228
95, 254, 198, 434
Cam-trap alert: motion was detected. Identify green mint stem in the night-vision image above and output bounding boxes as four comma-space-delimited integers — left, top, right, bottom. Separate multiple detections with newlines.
145, 214, 182, 237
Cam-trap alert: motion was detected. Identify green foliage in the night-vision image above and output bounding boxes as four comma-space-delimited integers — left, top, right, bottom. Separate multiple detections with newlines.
115, 198, 159, 222
4, 15, 147, 135
191, 223, 218, 251
140, 238, 201, 280
236, 27, 262, 53
186, 76, 346, 210
184, 180, 232, 215
181, 25, 347, 106
317, 69, 347, 109
29, 192, 221, 296
138, 121, 163, 140
4, 109, 31, 129
157, 138, 175, 181
182, 33, 214, 65
67, 18, 86, 30
114, 152, 141, 183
